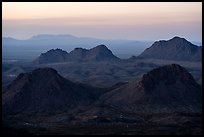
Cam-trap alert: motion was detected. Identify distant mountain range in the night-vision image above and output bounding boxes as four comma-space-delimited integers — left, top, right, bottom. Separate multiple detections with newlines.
34, 45, 119, 64
33, 36, 202, 64
3, 35, 202, 61
139, 36, 202, 61
2, 34, 152, 60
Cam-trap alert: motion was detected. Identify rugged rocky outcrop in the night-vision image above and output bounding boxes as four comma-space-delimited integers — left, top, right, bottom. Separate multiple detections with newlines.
99, 64, 202, 113
34, 45, 119, 64
2, 64, 202, 135
85, 45, 119, 61
34, 49, 69, 64
139, 37, 202, 61
3, 68, 104, 115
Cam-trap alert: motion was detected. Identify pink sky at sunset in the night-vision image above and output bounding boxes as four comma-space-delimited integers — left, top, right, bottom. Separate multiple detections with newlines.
2, 2, 202, 41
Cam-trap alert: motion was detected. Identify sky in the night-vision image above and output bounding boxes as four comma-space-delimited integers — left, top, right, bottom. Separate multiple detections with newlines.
2, 2, 202, 42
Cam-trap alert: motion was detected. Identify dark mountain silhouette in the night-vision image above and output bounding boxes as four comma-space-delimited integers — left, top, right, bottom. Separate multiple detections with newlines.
34, 45, 120, 64
34, 49, 69, 64
85, 45, 120, 61
2, 65, 202, 135
68, 48, 89, 61
2, 68, 104, 115
139, 36, 202, 61
99, 64, 202, 113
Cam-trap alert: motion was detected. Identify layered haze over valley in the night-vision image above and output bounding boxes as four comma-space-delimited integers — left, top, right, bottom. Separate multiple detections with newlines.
2, 34, 153, 60
2, 2, 202, 135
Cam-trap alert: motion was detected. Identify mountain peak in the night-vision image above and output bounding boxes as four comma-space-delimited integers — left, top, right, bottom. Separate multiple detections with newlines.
100, 64, 201, 113
95, 44, 108, 48
10, 67, 63, 89
139, 37, 201, 61
44, 48, 67, 53
139, 64, 197, 91
31, 67, 58, 75
171, 36, 186, 40
169, 36, 191, 45
34, 49, 69, 64
3, 67, 102, 115
90, 44, 109, 51
40, 48, 68, 57
88, 44, 119, 61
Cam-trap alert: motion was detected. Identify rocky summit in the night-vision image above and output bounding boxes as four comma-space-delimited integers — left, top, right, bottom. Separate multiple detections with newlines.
34, 45, 120, 64
2, 68, 104, 115
139, 36, 202, 61
99, 64, 202, 113
34, 49, 69, 64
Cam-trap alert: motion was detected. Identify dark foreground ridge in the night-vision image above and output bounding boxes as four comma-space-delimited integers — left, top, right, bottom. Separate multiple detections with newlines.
3, 67, 105, 115
2, 64, 202, 135
99, 64, 202, 113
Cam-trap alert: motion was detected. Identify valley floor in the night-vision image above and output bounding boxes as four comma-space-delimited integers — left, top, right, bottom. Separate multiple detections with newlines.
2, 58, 202, 88
3, 123, 202, 135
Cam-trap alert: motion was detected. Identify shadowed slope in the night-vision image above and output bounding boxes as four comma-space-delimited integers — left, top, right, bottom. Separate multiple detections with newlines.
3, 68, 104, 115
100, 64, 202, 113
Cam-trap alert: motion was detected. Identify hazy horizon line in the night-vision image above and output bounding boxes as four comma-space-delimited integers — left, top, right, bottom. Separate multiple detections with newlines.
2, 33, 202, 43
